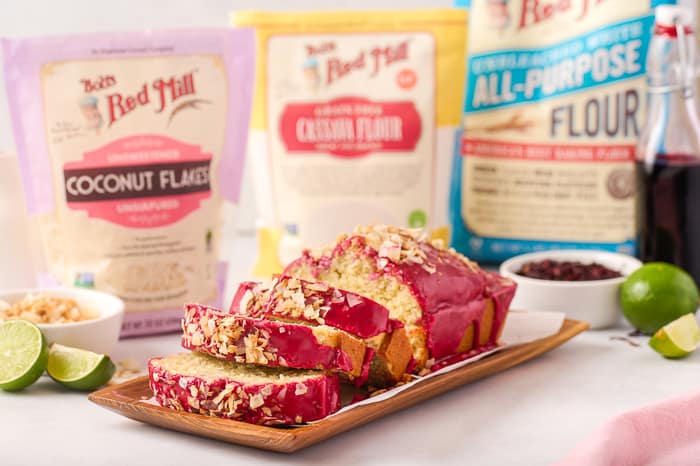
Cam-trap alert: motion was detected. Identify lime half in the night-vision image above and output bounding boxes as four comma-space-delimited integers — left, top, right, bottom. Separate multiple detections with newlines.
0, 320, 49, 391
47, 344, 116, 390
649, 313, 700, 359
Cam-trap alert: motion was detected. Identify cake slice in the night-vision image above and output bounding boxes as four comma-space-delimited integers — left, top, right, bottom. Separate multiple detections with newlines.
231, 276, 413, 387
182, 303, 373, 383
285, 224, 517, 370
149, 352, 340, 425
232, 277, 405, 339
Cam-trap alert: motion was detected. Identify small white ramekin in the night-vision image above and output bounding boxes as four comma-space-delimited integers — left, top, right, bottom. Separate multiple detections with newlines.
499, 250, 643, 329
0, 287, 124, 355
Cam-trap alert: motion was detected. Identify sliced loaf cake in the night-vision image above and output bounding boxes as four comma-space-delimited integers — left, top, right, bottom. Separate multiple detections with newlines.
149, 352, 340, 425
285, 224, 517, 370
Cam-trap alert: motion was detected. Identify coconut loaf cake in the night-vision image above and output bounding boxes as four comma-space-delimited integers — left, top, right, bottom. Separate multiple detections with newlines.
181, 303, 373, 383
231, 276, 413, 387
284, 224, 517, 369
149, 352, 340, 425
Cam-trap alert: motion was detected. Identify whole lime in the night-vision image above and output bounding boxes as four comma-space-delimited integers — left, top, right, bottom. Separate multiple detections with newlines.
620, 262, 700, 334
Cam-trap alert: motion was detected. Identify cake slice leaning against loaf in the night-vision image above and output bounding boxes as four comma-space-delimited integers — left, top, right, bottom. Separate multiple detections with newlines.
231, 276, 414, 387
182, 303, 373, 384
149, 352, 340, 425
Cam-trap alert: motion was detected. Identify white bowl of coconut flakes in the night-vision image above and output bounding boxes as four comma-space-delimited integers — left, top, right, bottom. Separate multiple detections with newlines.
0, 287, 124, 355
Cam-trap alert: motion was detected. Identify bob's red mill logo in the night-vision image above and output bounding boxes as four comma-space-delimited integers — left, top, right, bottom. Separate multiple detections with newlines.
518, 0, 608, 28
80, 70, 198, 126
304, 39, 410, 86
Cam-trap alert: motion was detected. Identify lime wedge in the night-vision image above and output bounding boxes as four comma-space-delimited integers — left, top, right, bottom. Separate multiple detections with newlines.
47, 344, 116, 390
649, 313, 700, 359
0, 320, 49, 391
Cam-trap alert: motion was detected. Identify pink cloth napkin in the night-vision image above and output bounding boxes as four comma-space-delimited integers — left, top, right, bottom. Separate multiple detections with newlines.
554, 388, 700, 466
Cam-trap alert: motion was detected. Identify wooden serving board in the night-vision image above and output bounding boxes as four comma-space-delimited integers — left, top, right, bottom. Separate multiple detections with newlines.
89, 319, 588, 453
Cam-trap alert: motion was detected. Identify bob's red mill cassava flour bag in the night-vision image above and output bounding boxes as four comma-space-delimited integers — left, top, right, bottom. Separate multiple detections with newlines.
3, 29, 255, 336
450, 0, 678, 262
232, 10, 467, 274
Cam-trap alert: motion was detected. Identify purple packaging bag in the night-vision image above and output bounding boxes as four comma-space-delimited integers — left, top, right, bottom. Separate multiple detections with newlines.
2, 28, 255, 336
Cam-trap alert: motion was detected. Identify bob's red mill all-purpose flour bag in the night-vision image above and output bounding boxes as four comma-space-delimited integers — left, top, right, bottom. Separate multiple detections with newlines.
3, 29, 255, 336
233, 10, 468, 272
450, 0, 677, 262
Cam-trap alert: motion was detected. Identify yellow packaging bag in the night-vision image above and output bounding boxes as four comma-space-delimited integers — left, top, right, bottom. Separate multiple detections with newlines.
233, 10, 467, 273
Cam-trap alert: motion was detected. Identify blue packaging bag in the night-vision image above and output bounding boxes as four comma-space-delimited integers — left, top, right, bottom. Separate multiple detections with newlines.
451, 0, 676, 262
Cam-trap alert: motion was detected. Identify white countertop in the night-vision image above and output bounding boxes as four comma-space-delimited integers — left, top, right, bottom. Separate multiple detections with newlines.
3, 235, 700, 466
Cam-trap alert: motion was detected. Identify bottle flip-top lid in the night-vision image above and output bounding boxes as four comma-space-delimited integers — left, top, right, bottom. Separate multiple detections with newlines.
655, 4, 693, 28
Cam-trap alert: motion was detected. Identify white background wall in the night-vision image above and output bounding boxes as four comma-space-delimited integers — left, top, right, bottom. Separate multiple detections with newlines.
0, 0, 452, 231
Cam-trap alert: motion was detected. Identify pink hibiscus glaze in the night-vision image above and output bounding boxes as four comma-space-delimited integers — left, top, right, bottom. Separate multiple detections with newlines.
285, 235, 517, 365
230, 281, 258, 313
182, 303, 371, 383
148, 357, 341, 425
230, 276, 403, 339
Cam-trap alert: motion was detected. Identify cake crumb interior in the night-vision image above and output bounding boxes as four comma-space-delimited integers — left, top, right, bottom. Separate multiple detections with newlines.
153, 352, 321, 384
290, 253, 427, 363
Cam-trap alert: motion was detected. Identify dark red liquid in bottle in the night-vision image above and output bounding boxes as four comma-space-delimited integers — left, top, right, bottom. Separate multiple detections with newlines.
636, 154, 700, 284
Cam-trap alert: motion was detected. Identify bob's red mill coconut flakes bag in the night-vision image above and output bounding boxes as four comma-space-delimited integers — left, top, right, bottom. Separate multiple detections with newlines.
2, 29, 255, 336
232, 10, 467, 272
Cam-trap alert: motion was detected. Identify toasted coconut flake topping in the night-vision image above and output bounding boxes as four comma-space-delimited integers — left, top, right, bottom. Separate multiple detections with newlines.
347, 224, 480, 273
244, 333, 270, 364
249, 393, 265, 409
265, 276, 340, 325
345, 293, 363, 308
305, 281, 329, 292
237, 290, 254, 315
349, 224, 437, 272
178, 377, 189, 389
294, 383, 308, 396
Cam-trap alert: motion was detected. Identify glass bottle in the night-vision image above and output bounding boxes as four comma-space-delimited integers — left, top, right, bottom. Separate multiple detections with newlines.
636, 4, 700, 285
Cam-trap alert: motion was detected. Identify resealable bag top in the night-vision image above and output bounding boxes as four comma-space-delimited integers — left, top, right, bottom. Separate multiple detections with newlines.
3, 28, 255, 336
